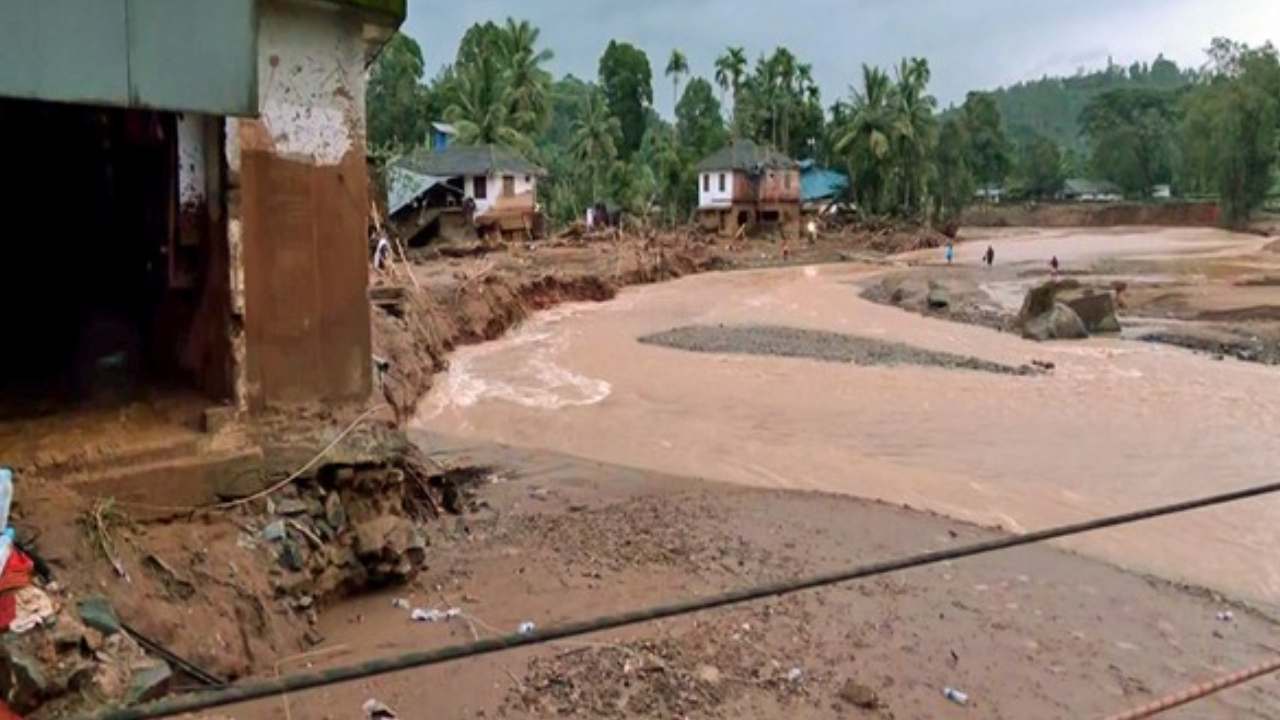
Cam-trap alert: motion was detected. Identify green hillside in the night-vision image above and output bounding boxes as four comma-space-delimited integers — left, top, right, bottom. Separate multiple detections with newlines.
975, 55, 1196, 152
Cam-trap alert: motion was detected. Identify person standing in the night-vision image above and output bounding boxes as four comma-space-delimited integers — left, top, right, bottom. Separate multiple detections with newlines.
984, 245, 995, 267
1050, 255, 1061, 279
945, 241, 955, 265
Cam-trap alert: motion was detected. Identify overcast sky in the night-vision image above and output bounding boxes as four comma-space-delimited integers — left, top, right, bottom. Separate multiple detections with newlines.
401, 1, 1278, 116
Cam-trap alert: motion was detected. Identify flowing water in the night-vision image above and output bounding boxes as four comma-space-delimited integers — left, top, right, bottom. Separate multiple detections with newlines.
415, 228, 1280, 604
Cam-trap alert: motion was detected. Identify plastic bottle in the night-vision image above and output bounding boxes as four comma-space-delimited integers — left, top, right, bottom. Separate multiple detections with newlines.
943, 687, 969, 706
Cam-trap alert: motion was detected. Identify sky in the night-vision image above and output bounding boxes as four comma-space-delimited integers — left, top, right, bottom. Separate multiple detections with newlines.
401, 1, 1279, 117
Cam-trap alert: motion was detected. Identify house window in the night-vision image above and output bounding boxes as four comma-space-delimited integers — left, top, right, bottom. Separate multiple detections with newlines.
503, 175, 515, 197
703, 174, 710, 192
718, 173, 726, 192
474, 176, 488, 200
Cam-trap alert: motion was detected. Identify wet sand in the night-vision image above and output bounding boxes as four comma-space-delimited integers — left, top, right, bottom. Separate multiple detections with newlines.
414, 227, 1280, 606
231, 443, 1280, 719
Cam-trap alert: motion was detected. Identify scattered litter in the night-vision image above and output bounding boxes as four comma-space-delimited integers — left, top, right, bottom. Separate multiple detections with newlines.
410, 607, 461, 623
363, 698, 398, 719
943, 687, 969, 705
9, 586, 55, 633
1216, 610, 1235, 622
786, 667, 803, 683
517, 621, 536, 635
391, 598, 410, 610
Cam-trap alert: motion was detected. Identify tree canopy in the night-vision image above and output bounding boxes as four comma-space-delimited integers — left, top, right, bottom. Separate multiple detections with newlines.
599, 41, 654, 159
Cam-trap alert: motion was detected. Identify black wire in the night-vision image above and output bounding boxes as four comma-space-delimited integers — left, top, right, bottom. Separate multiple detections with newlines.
77, 477, 1280, 720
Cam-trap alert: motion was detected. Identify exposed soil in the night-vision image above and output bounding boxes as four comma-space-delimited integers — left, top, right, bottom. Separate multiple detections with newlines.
639, 324, 1033, 375
224, 440, 1280, 720
369, 227, 945, 421
963, 201, 1222, 228
862, 227, 1280, 365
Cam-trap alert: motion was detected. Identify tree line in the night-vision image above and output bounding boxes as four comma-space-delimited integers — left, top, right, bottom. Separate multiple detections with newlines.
368, 24, 1279, 230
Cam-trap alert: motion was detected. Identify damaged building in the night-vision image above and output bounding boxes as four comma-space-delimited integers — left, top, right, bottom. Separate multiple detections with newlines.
696, 139, 802, 237
387, 144, 547, 244
0, 0, 405, 484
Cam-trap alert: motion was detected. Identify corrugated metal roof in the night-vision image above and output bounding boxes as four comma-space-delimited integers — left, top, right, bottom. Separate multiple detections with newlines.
385, 166, 454, 216
696, 139, 799, 173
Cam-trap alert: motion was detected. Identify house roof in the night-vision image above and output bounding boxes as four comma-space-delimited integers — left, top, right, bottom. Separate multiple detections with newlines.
696, 139, 799, 173
397, 144, 546, 178
798, 162, 849, 202
385, 167, 459, 216
1064, 178, 1121, 195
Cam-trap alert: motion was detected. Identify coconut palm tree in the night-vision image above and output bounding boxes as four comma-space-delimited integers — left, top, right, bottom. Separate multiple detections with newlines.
714, 46, 748, 132
570, 89, 623, 204
444, 52, 531, 153
892, 57, 937, 215
499, 18, 554, 136
665, 49, 690, 120
834, 64, 899, 214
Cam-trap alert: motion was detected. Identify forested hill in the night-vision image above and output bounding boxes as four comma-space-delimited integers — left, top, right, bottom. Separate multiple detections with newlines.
974, 55, 1196, 152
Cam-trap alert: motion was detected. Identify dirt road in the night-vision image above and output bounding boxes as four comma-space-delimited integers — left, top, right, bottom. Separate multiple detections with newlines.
230, 442, 1280, 720
413, 227, 1280, 606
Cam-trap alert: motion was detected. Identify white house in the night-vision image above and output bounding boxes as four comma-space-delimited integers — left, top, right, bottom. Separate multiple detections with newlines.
395, 144, 545, 216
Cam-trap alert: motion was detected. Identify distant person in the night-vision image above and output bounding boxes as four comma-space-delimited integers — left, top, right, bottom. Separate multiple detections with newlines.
984, 245, 995, 267
372, 233, 391, 271
1050, 255, 1061, 279
945, 241, 954, 265
806, 219, 818, 244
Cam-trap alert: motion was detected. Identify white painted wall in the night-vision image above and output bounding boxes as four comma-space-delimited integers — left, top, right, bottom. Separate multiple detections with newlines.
698, 170, 735, 209
254, 0, 366, 167
467, 172, 537, 214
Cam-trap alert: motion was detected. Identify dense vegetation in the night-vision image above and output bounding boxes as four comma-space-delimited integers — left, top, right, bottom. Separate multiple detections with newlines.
368, 23, 1279, 230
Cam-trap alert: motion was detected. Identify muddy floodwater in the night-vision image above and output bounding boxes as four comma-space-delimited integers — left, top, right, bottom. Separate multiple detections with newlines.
415, 228, 1280, 605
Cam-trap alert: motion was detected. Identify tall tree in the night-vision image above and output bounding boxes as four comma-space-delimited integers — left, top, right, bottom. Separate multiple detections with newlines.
570, 89, 623, 203
714, 47, 748, 132
676, 77, 727, 160
1181, 39, 1280, 227
599, 41, 654, 159
1080, 88, 1178, 197
443, 51, 530, 152
366, 33, 433, 152
892, 57, 937, 216
1018, 133, 1066, 199
961, 92, 1013, 189
499, 19, 554, 137
931, 118, 976, 223
665, 50, 690, 121
834, 65, 898, 214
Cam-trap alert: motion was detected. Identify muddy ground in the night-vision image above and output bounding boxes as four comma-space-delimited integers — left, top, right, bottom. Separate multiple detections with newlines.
863, 226, 1280, 364
226, 439, 1280, 720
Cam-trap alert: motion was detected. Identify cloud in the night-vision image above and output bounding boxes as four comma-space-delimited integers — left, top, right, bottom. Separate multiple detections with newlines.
400, 0, 1277, 115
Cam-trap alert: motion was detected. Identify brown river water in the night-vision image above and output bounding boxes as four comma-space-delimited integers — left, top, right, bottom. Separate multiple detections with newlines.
414, 228, 1280, 605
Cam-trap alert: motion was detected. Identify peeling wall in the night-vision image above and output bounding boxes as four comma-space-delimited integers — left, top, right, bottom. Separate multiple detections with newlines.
229, 0, 373, 409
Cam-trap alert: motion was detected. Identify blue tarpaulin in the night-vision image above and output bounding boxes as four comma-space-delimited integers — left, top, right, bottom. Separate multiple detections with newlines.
798, 159, 849, 203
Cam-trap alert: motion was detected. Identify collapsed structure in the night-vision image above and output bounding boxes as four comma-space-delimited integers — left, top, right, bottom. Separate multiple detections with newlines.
0, 0, 404, 483
696, 139, 802, 237
387, 144, 547, 244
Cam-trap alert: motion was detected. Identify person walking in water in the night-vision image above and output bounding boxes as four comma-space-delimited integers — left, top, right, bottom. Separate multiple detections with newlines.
1050, 255, 1061, 279
984, 245, 995, 267
945, 241, 954, 265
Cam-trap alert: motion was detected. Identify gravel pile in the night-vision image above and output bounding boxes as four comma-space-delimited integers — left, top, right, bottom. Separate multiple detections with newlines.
639, 324, 1031, 375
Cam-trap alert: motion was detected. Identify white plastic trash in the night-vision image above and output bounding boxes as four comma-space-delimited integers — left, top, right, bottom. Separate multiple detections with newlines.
943, 687, 969, 705
517, 621, 536, 635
